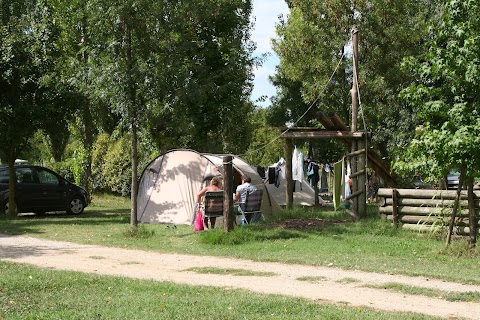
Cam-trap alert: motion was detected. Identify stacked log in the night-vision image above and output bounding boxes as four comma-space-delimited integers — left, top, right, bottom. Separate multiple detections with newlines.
377, 188, 480, 235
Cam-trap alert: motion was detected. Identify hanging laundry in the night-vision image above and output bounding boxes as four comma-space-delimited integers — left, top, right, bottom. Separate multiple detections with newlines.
320, 165, 329, 192
307, 159, 319, 187
275, 167, 281, 188
268, 158, 286, 188
333, 160, 343, 210
268, 167, 276, 184
292, 147, 304, 191
292, 147, 304, 181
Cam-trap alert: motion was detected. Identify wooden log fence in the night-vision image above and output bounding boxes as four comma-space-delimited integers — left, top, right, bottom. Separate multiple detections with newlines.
377, 188, 480, 235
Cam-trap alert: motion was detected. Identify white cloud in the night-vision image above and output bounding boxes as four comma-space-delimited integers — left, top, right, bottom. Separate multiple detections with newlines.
250, 0, 289, 107
251, 0, 288, 53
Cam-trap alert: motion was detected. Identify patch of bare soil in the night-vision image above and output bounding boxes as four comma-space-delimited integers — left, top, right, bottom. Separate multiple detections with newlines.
2, 234, 480, 319
265, 218, 350, 230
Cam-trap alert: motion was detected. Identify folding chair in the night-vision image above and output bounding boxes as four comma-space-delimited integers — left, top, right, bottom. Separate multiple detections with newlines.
203, 190, 224, 218
236, 189, 263, 224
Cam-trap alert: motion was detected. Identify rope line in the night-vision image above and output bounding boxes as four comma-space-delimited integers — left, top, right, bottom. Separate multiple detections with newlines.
239, 51, 347, 158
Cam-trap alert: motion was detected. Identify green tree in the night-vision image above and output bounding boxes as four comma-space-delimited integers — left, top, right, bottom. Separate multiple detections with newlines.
32, 2, 84, 163
397, 0, 480, 246
271, 0, 438, 161
83, 0, 162, 225
83, 0, 256, 225
0, 1, 38, 165
397, 0, 480, 181
46, 0, 121, 190
0, 1, 73, 213
243, 107, 284, 167
144, 0, 256, 155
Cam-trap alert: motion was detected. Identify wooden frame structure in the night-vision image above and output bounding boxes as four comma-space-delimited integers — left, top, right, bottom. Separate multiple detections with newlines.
280, 123, 367, 218
277, 29, 396, 219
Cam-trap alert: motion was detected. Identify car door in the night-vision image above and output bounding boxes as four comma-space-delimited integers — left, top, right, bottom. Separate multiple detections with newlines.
35, 167, 68, 211
14, 167, 43, 211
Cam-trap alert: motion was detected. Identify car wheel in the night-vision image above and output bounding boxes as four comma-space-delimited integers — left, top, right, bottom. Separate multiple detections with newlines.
67, 197, 85, 215
3, 200, 17, 214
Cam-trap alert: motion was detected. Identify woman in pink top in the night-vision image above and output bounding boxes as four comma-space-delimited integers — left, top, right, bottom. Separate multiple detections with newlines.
197, 176, 222, 229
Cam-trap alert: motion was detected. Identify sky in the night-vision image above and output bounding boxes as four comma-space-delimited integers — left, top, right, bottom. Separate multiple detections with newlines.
250, 0, 289, 108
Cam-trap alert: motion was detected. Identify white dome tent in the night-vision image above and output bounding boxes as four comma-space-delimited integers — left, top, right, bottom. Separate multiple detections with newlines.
136, 149, 281, 225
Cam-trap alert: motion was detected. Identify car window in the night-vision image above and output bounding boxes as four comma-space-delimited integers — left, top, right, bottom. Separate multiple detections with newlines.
0, 169, 8, 183
37, 169, 60, 185
16, 168, 35, 184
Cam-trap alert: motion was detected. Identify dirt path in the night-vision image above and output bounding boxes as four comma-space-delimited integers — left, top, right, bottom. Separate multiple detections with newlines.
1, 234, 480, 319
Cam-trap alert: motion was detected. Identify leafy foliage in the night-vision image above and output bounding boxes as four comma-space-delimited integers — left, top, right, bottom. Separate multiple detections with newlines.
271, 0, 439, 162
90, 132, 154, 195
0, 1, 40, 163
243, 108, 285, 167
396, 0, 480, 180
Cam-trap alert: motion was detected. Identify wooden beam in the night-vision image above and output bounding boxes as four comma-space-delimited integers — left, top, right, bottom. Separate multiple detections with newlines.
379, 205, 470, 217
385, 198, 475, 207
280, 130, 365, 139
348, 149, 366, 158
378, 188, 477, 199
345, 189, 363, 201
328, 112, 349, 130
316, 112, 336, 130
349, 169, 366, 179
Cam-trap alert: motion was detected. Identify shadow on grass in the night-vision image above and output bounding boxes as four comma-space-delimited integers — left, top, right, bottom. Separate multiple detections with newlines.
0, 208, 130, 236
0, 233, 90, 260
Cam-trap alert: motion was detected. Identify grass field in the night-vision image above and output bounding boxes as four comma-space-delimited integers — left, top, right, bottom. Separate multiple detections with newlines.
0, 260, 438, 320
0, 193, 478, 319
1, 194, 478, 284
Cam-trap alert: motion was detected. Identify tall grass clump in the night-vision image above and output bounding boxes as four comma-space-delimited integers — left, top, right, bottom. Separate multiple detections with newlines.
123, 225, 155, 239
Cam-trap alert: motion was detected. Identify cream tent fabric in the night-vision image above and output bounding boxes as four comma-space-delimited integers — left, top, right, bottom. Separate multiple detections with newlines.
137, 149, 281, 225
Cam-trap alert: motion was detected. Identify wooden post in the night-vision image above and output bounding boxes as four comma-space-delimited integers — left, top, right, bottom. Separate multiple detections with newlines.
223, 155, 234, 232
350, 27, 359, 216
357, 139, 366, 217
446, 164, 466, 246
351, 27, 359, 134
392, 188, 399, 227
285, 138, 293, 209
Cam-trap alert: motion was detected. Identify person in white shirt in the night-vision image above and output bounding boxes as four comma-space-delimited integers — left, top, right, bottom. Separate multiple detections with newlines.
234, 175, 257, 223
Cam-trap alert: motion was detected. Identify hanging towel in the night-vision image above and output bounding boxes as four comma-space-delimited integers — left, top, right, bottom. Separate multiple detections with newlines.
292, 147, 304, 181
268, 167, 276, 184
333, 160, 343, 210
275, 167, 281, 188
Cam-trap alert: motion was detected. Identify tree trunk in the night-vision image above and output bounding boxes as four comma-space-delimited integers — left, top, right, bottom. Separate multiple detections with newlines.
7, 149, 16, 215
124, 13, 138, 227
82, 102, 94, 192
130, 119, 138, 227
223, 156, 234, 232
446, 164, 466, 246
467, 175, 477, 248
